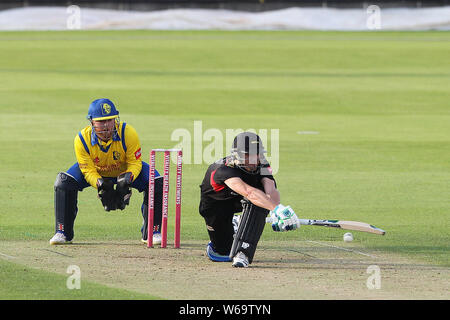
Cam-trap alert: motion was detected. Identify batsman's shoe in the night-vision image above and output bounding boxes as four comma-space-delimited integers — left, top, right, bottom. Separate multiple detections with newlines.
141, 232, 162, 245
232, 251, 249, 268
49, 231, 72, 245
206, 242, 232, 262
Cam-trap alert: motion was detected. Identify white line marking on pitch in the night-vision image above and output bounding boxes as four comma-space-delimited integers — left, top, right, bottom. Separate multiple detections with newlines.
306, 240, 377, 258
0, 252, 17, 259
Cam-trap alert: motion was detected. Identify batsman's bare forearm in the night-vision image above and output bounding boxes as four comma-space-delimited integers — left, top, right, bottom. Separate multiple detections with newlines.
224, 177, 278, 211
266, 188, 280, 205
262, 177, 280, 205
246, 187, 278, 211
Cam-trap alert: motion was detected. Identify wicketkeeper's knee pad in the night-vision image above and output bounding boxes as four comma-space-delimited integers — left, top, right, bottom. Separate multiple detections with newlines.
54, 172, 79, 241
229, 200, 269, 264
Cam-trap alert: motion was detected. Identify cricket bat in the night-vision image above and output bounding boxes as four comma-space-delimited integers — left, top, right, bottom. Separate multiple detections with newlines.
266, 217, 386, 235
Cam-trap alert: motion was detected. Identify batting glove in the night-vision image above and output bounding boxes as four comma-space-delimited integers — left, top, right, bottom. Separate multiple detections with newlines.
270, 204, 300, 232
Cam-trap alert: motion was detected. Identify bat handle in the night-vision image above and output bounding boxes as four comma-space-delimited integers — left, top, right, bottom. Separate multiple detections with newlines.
265, 217, 310, 225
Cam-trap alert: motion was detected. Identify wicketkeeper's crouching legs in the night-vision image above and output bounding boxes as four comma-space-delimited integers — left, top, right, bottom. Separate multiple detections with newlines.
53, 172, 79, 242
50, 161, 163, 244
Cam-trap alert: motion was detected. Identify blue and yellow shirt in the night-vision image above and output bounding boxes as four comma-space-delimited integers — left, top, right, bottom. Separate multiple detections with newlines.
74, 122, 142, 188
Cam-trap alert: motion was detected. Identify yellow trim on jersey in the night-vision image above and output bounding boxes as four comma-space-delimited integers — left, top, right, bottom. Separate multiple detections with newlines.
74, 122, 142, 188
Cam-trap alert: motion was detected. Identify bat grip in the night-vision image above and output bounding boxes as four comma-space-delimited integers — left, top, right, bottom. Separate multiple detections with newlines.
265, 217, 310, 225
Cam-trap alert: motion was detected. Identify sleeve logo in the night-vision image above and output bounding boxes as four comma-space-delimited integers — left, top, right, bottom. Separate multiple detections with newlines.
135, 148, 142, 160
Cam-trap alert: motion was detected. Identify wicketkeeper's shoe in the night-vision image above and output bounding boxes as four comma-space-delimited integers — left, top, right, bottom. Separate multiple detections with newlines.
232, 251, 249, 268
141, 232, 162, 245
206, 242, 231, 262
152, 232, 162, 245
49, 231, 72, 245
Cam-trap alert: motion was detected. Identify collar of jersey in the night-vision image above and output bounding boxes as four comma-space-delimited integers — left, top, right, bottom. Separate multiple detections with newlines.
91, 130, 121, 152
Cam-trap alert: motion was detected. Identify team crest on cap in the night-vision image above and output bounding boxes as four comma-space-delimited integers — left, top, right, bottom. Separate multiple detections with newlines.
102, 103, 111, 115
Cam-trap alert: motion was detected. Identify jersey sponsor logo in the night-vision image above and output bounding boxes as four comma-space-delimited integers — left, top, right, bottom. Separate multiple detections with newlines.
135, 148, 142, 160
102, 103, 111, 115
79, 163, 88, 169
95, 163, 122, 172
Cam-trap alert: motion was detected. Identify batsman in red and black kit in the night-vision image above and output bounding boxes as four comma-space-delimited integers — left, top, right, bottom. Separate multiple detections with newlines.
200, 132, 300, 268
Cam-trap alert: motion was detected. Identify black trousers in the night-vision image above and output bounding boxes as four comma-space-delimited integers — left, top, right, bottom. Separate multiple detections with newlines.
199, 198, 243, 256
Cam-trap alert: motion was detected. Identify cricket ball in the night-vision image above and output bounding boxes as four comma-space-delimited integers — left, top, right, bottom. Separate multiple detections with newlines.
343, 232, 354, 242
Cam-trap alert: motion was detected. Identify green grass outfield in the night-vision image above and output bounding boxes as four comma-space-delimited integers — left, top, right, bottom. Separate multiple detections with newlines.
0, 30, 449, 299
0, 258, 157, 299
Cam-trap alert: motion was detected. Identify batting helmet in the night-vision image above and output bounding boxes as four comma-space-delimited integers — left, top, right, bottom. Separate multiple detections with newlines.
230, 132, 266, 174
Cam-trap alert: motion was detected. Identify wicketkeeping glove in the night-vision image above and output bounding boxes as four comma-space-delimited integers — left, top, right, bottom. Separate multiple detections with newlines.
116, 172, 133, 210
270, 204, 300, 232
97, 178, 117, 211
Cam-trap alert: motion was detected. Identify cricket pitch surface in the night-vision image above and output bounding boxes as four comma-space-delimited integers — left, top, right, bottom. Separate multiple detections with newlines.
1, 240, 448, 300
